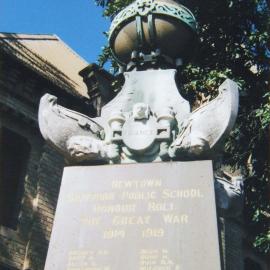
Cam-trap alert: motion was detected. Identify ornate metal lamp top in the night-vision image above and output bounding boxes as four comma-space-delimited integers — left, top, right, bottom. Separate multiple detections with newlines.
109, 0, 197, 39
108, 0, 198, 67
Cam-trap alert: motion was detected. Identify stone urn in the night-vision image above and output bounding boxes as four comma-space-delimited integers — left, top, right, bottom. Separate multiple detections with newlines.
108, 0, 197, 66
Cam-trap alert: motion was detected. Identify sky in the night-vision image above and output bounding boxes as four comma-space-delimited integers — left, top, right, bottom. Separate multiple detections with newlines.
0, 0, 110, 64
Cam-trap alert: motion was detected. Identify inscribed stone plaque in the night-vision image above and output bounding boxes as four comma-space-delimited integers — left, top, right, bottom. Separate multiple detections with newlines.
45, 161, 221, 270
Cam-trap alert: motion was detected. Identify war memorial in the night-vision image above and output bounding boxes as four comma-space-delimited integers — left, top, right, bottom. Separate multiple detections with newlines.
38, 0, 243, 269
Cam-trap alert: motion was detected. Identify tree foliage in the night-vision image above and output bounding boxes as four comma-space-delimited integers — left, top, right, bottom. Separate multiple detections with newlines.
95, 0, 270, 254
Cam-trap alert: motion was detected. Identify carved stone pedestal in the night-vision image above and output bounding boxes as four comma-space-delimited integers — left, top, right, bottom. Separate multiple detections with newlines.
45, 161, 221, 270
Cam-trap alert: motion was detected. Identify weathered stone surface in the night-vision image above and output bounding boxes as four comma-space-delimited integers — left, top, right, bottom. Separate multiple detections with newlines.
45, 161, 221, 270
39, 70, 239, 164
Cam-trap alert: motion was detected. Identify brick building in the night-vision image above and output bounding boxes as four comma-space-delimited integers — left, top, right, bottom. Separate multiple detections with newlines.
0, 33, 96, 270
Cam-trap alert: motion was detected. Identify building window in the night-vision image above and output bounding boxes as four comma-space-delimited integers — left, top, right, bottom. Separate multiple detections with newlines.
0, 127, 30, 229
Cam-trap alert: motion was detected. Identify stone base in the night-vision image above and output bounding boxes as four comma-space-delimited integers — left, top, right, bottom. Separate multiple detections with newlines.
45, 161, 221, 270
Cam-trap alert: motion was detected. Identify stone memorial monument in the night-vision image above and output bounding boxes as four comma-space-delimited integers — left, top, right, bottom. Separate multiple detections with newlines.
38, 0, 241, 269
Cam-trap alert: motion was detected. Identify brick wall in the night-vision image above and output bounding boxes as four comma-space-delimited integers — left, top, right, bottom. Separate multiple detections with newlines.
23, 145, 64, 270
0, 51, 87, 270
0, 108, 64, 270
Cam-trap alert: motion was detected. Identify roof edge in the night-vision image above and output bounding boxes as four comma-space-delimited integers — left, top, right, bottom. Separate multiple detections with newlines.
0, 32, 59, 40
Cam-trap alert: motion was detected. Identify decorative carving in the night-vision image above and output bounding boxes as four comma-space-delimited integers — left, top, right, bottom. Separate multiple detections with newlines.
135, 0, 155, 16
38, 94, 106, 163
39, 71, 239, 164
169, 79, 239, 159
67, 136, 108, 162
132, 103, 150, 120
